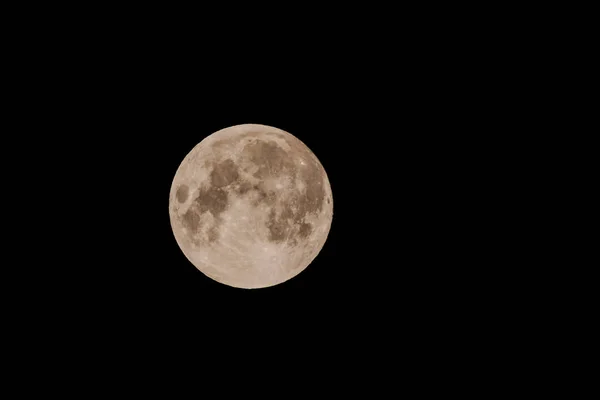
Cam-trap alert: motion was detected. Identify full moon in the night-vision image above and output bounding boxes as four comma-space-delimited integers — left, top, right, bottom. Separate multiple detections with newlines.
169, 124, 333, 289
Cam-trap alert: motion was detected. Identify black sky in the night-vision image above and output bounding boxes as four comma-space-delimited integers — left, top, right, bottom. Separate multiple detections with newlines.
13, 15, 528, 381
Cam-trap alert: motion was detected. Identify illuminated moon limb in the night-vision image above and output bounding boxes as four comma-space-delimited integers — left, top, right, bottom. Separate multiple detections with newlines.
169, 124, 333, 289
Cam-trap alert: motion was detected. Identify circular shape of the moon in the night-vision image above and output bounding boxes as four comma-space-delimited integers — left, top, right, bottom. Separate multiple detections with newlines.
169, 124, 333, 289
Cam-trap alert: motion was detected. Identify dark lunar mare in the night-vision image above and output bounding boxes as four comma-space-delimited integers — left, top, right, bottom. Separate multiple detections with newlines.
210, 159, 239, 187
178, 133, 327, 247
240, 137, 326, 244
176, 184, 189, 203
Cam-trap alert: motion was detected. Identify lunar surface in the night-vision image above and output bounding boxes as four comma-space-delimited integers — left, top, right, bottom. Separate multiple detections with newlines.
169, 124, 333, 289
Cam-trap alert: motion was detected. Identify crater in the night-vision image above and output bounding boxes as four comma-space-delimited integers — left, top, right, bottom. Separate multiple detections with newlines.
253, 184, 277, 206
210, 159, 239, 187
176, 184, 189, 203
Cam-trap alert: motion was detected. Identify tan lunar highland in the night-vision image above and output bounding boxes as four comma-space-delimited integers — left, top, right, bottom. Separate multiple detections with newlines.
169, 124, 333, 289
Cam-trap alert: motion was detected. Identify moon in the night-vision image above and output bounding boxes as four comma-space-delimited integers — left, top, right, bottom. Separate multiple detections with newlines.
169, 124, 333, 289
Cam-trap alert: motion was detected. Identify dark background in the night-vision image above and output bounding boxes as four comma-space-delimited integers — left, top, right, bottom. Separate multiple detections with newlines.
32, 33, 508, 323
10, 8, 544, 386
6, 4, 584, 394
71, 58, 505, 339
